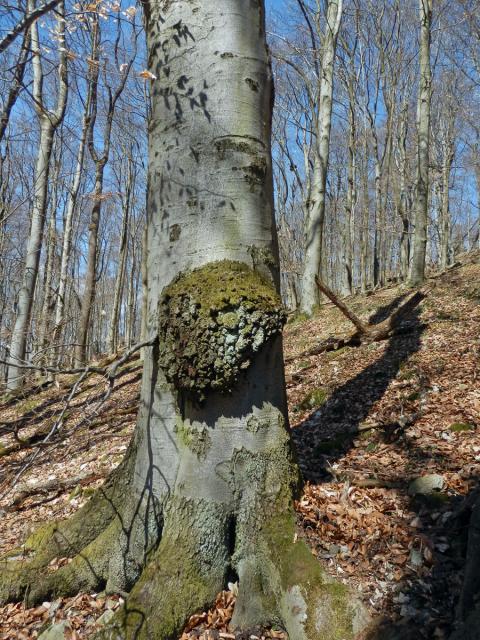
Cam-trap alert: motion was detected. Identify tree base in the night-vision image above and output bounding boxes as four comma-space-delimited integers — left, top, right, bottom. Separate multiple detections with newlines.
1, 439, 370, 640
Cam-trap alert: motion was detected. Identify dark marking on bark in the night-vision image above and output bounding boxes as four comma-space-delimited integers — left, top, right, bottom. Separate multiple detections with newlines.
169, 224, 181, 241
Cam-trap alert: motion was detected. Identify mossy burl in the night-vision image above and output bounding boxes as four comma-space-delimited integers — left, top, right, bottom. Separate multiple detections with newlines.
158, 261, 286, 401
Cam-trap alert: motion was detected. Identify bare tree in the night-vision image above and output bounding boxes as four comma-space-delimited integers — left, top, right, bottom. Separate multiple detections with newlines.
409, 0, 432, 285
7, 0, 68, 390
74, 12, 134, 367
300, 0, 343, 314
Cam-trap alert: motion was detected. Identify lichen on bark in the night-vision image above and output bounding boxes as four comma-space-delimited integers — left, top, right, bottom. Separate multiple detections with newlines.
157, 260, 286, 401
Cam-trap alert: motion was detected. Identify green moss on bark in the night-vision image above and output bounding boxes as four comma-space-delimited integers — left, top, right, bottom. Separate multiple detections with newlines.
0, 440, 142, 607
102, 497, 230, 640
175, 419, 212, 459
158, 261, 286, 401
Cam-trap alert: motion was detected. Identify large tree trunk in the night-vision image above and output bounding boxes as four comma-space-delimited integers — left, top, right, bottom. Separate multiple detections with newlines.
0, 2, 369, 639
409, 0, 432, 286
300, 0, 343, 314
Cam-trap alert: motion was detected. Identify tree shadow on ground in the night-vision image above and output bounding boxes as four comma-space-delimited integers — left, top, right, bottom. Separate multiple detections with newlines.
291, 293, 426, 483
290, 293, 479, 639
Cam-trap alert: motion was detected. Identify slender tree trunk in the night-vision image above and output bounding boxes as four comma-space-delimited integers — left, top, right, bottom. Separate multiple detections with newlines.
360, 133, 369, 292
372, 142, 382, 287
7, 119, 56, 389
0, 29, 30, 146
341, 80, 356, 296
51, 92, 91, 366
440, 148, 453, 270
125, 240, 137, 349
37, 196, 57, 362
73, 13, 132, 366
7, 0, 67, 390
0, 3, 369, 639
397, 100, 411, 280
300, 0, 343, 314
409, 0, 432, 286
107, 161, 132, 354
476, 159, 480, 251
74, 165, 104, 367
140, 223, 148, 360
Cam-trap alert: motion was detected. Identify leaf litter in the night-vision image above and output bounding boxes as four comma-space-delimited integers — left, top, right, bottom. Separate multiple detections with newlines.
0, 253, 479, 638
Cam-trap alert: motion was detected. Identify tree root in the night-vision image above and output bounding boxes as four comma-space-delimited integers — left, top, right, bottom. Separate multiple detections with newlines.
0, 435, 369, 640
229, 444, 369, 639
0, 439, 147, 605
100, 498, 230, 640
0, 483, 162, 607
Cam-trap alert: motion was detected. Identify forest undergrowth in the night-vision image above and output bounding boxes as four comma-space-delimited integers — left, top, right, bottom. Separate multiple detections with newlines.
0, 253, 479, 640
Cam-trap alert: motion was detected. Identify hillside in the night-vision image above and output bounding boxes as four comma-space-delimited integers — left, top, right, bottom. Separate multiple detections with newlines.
1, 253, 479, 639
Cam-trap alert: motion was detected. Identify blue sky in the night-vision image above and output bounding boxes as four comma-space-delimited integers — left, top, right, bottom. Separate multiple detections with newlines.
266, 0, 285, 12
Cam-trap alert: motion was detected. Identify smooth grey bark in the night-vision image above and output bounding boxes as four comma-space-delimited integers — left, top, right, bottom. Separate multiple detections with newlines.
341, 70, 357, 296
51, 86, 91, 366
409, 0, 432, 286
7, 0, 68, 390
37, 175, 58, 363
367, 72, 394, 289
107, 155, 133, 354
300, 0, 343, 314
125, 234, 137, 349
360, 129, 370, 292
140, 224, 148, 360
396, 99, 411, 280
476, 152, 480, 251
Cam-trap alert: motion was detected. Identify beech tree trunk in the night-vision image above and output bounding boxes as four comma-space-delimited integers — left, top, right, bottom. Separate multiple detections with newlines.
360, 130, 370, 292
74, 164, 104, 367
7, 0, 68, 390
0, 2, 369, 639
397, 99, 411, 280
439, 121, 455, 271
107, 159, 132, 354
341, 75, 356, 296
409, 0, 432, 286
300, 0, 343, 314
51, 82, 91, 366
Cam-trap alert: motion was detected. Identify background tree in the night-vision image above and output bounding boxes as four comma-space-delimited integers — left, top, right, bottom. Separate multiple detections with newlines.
7, 0, 68, 390
300, 0, 343, 314
409, 0, 432, 285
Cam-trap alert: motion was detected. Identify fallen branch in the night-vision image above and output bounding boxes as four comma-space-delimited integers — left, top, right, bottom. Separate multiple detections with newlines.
0, 338, 156, 500
315, 277, 370, 335
8, 472, 102, 510
286, 283, 427, 364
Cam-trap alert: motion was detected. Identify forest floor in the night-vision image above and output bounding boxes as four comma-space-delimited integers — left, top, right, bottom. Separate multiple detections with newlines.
0, 252, 479, 639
